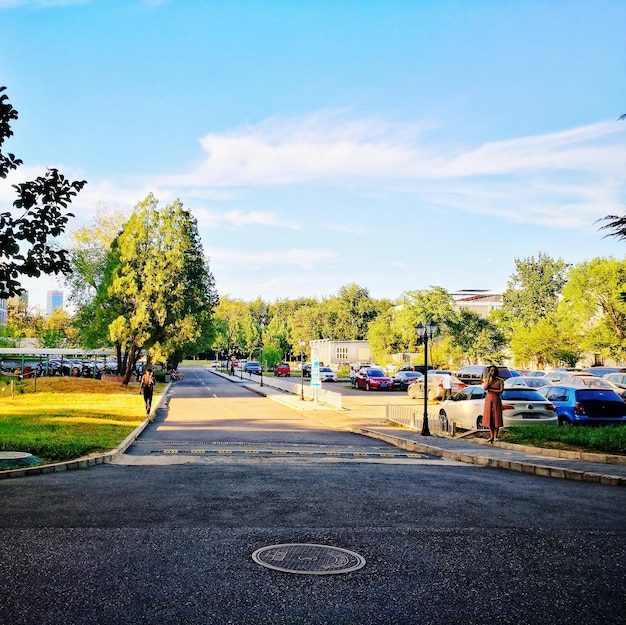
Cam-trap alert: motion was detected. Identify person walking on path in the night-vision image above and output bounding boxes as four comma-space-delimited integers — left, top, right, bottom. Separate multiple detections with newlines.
139, 367, 156, 417
482, 365, 503, 443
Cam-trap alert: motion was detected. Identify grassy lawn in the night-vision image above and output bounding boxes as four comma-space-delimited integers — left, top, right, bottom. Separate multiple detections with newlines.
0, 377, 158, 463
497, 425, 626, 455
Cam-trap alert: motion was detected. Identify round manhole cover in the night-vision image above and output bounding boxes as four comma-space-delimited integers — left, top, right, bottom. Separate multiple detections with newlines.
0, 451, 43, 469
252, 543, 366, 575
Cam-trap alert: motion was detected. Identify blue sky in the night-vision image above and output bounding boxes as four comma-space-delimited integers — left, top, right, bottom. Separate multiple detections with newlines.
1, 0, 625, 311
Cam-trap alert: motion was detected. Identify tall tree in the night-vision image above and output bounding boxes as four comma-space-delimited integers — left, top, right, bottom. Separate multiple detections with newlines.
0, 86, 87, 297
559, 257, 626, 361
501, 252, 569, 326
107, 194, 218, 382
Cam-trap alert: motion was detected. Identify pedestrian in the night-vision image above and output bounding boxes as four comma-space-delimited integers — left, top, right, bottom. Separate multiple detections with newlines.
482, 365, 503, 443
441, 373, 453, 399
139, 367, 156, 418
230, 361, 235, 376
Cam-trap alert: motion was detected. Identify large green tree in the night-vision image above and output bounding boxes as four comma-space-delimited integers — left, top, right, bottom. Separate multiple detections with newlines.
501, 252, 569, 327
0, 87, 87, 297
107, 194, 218, 382
559, 257, 626, 361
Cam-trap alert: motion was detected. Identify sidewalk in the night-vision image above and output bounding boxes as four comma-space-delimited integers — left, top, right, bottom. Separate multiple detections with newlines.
226, 369, 626, 487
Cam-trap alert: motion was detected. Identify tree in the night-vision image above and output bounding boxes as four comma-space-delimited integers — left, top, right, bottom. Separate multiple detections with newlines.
211, 297, 255, 361
501, 252, 569, 327
447, 309, 506, 364
65, 206, 126, 307
0, 87, 87, 297
107, 194, 218, 382
559, 257, 626, 361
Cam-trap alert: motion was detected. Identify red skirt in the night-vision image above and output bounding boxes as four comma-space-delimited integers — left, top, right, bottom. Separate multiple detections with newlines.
482, 391, 503, 428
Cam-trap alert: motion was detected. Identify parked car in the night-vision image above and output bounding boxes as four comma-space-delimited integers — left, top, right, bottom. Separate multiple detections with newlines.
603, 373, 626, 389
438, 386, 558, 431
455, 365, 513, 386
319, 366, 338, 382
353, 368, 394, 391
558, 375, 626, 399
392, 370, 423, 390
581, 366, 626, 377
407, 374, 465, 401
243, 361, 262, 374
539, 385, 626, 426
526, 370, 546, 377
398, 364, 434, 375
302, 363, 311, 378
274, 363, 291, 377
541, 370, 576, 384
503, 376, 549, 389
210, 361, 220, 369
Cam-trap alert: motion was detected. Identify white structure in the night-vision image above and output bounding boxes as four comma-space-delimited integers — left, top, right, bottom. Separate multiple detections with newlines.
451, 289, 503, 318
0, 298, 6, 326
309, 339, 372, 366
46, 290, 63, 316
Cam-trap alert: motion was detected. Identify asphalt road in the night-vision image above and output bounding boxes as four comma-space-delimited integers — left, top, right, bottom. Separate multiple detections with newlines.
1, 367, 624, 625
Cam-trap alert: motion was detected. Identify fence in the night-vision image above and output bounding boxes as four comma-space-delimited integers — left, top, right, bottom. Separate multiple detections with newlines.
386, 404, 451, 435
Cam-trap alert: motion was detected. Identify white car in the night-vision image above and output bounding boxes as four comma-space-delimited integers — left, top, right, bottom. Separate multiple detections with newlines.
319, 366, 338, 382
438, 385, 558, 431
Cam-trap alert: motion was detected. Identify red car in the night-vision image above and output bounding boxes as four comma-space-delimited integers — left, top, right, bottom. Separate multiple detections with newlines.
274, 362, 291, 377
354, 368, 394, 391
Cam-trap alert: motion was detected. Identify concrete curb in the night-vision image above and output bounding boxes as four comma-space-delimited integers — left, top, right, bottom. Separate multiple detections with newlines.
351, 427, 626, 487
0, 383, 171, 480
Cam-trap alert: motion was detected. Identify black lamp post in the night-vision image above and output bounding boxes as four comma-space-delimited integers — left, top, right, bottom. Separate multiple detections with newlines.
299, 340, 306, 400
259, 321, 265, 387
416, 320, 438, 436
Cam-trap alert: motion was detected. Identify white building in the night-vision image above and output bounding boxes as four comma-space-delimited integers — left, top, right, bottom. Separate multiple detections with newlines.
309, 339, 372, 366
451, 289, 503, 318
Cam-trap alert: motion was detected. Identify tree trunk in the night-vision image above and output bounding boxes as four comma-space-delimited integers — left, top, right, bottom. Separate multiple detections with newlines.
122, 343, 139, 385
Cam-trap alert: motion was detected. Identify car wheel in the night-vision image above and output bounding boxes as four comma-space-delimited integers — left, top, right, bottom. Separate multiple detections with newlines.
477, 416, 486, 430
365, 382, 371, 391
558, 417, 572, 427
427, 389, 436, 401
439, 410, 448, 432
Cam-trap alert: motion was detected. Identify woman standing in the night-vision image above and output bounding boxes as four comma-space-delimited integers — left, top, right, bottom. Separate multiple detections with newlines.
482, 365, 503, 443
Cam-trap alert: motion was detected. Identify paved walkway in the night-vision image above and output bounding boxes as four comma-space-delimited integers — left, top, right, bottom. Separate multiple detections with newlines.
226, 369, 626, 486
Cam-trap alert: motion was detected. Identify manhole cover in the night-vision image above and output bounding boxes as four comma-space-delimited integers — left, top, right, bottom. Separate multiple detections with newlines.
252, 543, 366, 575
0, 451, 43, 469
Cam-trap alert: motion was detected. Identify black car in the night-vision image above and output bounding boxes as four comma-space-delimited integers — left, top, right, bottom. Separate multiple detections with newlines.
302, 363, 311, 378
455, 365, 513, 386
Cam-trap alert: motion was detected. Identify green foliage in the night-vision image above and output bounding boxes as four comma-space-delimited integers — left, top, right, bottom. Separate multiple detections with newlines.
559, 257, 626, 360
0, 86, 87, 297
260, 344, 281, 370
502, 252, 569, 326
106, 194, 218, 377
447, 309, 505, 364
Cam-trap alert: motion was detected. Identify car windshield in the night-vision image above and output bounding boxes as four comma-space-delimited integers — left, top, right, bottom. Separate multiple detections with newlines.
367, 369, 385, 377
501, 389, 545, 401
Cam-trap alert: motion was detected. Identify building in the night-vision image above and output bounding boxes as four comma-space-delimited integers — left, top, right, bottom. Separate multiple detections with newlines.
309, 339, 372, 366
451, 289, 503, 318
0, 298, 6, 326
46, 290, 64, 316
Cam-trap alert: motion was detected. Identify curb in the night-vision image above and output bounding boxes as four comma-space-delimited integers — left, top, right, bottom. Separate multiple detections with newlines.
352, 427, 626, 487
0, 383, 171, 480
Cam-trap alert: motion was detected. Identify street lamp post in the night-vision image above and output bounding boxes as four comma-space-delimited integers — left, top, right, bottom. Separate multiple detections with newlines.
416, 320, 438, 436
259, 321, 265, 387
299, 340, 306, 400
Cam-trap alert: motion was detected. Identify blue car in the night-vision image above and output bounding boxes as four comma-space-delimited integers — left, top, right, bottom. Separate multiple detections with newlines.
539, 385, 626, 426
243, 361, 262, 374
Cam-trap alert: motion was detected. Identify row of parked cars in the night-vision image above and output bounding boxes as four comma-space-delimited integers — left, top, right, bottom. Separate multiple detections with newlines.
438, 366, 626, 430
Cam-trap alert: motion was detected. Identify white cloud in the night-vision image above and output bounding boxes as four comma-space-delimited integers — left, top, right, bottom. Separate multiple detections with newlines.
193, 208, 300, 231
210, 248, 338, 270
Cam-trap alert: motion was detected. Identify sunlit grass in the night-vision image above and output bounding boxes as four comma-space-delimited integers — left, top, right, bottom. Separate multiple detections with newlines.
0, 378, 159, 463
500, 424, 626, 455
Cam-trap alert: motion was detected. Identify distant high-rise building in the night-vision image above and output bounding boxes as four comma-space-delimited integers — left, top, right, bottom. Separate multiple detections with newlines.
46, 290, 63, 316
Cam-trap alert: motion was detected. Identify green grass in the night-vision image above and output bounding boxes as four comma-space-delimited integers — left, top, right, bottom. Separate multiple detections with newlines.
500, 424, 626, 455
0, 377, 156, 463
